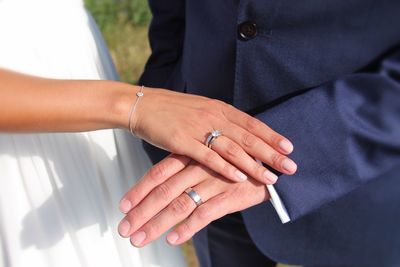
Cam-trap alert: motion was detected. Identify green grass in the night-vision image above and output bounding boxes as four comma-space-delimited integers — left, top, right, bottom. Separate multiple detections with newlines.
85, 0, 152, 84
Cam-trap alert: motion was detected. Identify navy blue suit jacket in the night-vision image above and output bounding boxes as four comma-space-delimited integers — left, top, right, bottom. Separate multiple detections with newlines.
140, 1, 400, 266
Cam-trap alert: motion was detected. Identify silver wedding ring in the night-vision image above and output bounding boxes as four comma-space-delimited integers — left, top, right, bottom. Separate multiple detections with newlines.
205, 130, 222, 149
184, 187, 203, 207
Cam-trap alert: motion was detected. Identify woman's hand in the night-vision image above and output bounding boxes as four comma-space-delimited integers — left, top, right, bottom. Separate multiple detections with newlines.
0, 68, 296, 183
118, 154, 270, 246
130, 87, 297, 184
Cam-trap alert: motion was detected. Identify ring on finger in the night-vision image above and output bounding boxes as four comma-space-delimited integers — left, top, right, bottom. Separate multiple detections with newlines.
184, 187, 203, 206
205, 130, 222, 149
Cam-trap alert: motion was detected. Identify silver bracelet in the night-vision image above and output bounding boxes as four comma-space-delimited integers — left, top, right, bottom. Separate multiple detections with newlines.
128, 85, 144, 136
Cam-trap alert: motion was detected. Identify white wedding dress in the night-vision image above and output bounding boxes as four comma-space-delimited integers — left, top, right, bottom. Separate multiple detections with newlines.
0, 0, 187, 267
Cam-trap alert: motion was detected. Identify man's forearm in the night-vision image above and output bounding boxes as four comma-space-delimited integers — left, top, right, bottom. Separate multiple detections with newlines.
254, 47, 400, 221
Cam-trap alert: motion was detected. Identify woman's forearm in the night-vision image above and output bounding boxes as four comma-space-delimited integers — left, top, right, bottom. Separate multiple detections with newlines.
0, 69, 298, 185
0, 68, 135, 132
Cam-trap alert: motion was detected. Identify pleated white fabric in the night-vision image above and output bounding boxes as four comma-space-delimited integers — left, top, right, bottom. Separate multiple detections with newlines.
0, 1, 187, 267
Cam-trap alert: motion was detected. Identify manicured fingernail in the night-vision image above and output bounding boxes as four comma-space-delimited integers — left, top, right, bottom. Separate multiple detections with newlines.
167, 232, 179, 245
118, 219, 131, 237
263, 171, 278, 184
130, 231, 146, 247
279, 139, 294, 154
235, 170, 248, 181
282, 158, 297, 174
119, 199, 132, 213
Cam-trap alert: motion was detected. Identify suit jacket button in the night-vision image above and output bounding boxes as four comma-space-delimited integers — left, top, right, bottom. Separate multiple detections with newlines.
238, 21, 258, 40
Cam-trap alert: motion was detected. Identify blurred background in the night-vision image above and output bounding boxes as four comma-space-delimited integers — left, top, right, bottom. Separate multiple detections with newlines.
85, 0, 152, 84
84, 1, 297, 267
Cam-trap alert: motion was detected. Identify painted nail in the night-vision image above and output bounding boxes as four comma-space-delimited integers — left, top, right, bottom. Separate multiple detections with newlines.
279, 139, 294, 154
119, 199, 132, 213
167, 232, 179, 245
235, 170, 248, 181
118, 219, 131, 237
282, 158, 297, 174
263, 171, 278, 184
130, 231, 146, 247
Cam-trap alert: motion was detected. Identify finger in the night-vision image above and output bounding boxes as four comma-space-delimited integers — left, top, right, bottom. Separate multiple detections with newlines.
185, 140, 248, 183
167, 179, 268, 246
222, 105, 294, 154
210, 136, 279, 184
119, 164, 211, 237
119, 154, 190, 213
166, 192, 232, 246
129, 178, 225, 247
219, 126, 298, 175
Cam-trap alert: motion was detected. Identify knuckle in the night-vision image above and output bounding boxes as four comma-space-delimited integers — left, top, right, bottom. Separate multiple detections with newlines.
242, 132, 257, 148
148, 164, 167, 183
204, 150, 218, 165
218, 191, 231, 201
196, 206, 211, 221
225, 142, 241, 158
224, 103, 235, 110
270, 134, 283, 146
214, 193, 234, 214
245, 117, 260, 131
271, 153, 285, 168
153, 183, 171, 200
170, 196, 192, 216
178, 221, 191, 237
215, 100, 230, 113
222, 161, 233, 175
207, 99, 224, 108
145, 222, 161, 238
127, 210, 143, 228
222, 103, 235, 116
251, 163, 265, 177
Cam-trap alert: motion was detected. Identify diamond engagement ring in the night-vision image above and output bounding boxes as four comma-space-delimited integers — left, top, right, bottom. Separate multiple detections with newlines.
185, 188, 203, 207
205, 130, 222, 149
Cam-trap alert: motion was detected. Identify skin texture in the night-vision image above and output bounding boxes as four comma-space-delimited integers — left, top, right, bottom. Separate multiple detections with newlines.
0, 69, 132, 132
118, 154, 271, 247
0, 68, 297, 184
133, 87, 297, 183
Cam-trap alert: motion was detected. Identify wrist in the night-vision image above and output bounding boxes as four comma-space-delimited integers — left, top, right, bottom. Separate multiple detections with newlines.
108, 82, 140, 129
128, 85, 147, 136
111, 83, 152, 137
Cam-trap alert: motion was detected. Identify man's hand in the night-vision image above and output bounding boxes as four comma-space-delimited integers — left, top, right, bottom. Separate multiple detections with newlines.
118, 154, 270, 247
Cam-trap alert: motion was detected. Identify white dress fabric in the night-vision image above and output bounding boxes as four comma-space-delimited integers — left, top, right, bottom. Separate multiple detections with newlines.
0, 1, 187, 267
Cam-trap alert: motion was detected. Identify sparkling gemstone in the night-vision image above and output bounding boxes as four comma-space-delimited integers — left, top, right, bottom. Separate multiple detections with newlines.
212, 130, 221, 137
136, 92, 144, 97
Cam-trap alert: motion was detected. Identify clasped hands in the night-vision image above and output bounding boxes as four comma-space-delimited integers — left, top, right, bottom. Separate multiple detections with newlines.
118, 88, 297, 247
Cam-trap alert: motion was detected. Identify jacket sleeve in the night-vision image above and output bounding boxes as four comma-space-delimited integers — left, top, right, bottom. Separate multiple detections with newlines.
139, 0, 185, 88
256, 46, 400, 221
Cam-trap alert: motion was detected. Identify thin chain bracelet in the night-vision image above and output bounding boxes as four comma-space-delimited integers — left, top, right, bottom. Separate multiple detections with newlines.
128, 85, 144, 137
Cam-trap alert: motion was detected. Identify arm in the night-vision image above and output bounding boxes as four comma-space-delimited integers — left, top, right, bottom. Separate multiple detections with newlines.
0, 68, 132, 132
256, 46, 400, 221
0, 68, 297, 184
116, 48, 400, 246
